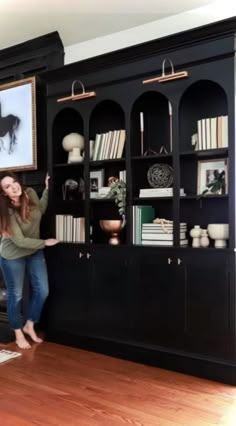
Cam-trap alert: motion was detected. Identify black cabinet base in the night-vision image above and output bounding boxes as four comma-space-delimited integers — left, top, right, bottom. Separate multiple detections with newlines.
46, 330, 236, 385
0, 322, 15, 344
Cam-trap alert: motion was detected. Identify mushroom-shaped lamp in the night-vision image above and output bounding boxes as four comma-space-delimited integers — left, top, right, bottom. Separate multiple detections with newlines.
62, 133, 84, 163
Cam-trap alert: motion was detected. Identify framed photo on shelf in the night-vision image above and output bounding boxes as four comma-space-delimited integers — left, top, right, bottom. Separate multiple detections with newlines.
197, 158, 228, 195
90, 169, 104, 198
0, 77, 37, 172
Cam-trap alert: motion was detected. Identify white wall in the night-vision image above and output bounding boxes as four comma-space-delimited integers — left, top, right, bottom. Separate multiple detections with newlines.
65, 1, 236, 65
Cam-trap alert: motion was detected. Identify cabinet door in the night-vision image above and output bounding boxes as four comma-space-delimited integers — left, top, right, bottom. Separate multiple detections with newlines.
89, 247, 132, 341
183, 251, 233, 360
46, 245, 91, 335
132, 250, 185, 349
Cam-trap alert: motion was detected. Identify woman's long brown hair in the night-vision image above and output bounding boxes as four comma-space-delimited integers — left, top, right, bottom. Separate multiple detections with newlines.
0, 171, 33, 235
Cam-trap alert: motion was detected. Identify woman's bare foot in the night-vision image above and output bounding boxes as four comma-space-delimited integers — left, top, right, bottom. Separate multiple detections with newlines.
15, 329, 31, 349
23, 320, 43, 343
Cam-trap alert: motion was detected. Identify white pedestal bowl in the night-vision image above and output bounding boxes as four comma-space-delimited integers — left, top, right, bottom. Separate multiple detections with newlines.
207, 223, 229, 248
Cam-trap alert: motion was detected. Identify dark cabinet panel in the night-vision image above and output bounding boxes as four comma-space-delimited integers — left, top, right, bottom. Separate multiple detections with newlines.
88, 247, 133, 341
46, 245, 91, 335
46, 245, 133, 343
182, 251, 234, 360
132, 250, 185, 350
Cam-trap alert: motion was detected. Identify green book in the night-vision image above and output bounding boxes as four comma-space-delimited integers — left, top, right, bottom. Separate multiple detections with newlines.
133, 205, 155, 244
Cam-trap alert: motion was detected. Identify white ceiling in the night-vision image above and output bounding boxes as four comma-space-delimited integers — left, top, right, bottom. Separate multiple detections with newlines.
0, 0, 219, 50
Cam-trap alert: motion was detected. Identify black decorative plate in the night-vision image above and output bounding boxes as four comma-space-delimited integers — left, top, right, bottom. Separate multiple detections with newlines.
147, 163, 173, 188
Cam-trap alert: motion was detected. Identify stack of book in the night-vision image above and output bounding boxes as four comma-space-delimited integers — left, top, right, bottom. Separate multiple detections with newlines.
139, 188, 186, 197
132, 205, 155, 244
142, 222, 188, 246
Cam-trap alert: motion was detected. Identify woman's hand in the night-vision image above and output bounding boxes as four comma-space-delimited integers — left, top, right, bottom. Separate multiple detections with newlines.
45, 173, 50, 190
45, 238, 60, 246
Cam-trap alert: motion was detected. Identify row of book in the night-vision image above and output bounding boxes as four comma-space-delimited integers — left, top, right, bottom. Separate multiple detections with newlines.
56, 215, 85, 242
139, 188, 186, 198
92, 129, 126, 161
196, 115, 228, 151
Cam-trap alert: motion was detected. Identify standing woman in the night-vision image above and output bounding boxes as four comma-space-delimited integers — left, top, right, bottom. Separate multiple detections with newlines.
0, 171, 59, 349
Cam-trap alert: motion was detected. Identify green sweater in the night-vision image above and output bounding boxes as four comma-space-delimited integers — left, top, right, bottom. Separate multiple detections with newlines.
0, 187, 48, 260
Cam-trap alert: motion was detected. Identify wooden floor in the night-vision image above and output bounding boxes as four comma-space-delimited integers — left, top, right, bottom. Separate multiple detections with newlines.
0, 341, 236, 425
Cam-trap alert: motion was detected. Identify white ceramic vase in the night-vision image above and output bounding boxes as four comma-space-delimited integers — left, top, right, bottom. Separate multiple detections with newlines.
190, 225, 202, 248
200, 229, 210, 248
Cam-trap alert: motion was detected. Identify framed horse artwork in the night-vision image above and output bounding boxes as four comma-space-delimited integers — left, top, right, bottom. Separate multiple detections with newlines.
0, 77, 37, 171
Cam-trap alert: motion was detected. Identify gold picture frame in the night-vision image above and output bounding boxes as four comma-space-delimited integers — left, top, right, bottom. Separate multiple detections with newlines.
0, 76, 37, 171
197, 158, 228, 195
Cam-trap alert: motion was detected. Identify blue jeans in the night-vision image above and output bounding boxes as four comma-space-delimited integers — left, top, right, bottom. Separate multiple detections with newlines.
0, 250, 49, 329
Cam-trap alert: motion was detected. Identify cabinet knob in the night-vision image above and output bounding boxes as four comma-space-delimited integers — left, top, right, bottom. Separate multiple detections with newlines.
79, 252, 84, 259
168, 258, 174, 264
177, 258, 182, 265
87, 253, 91, 259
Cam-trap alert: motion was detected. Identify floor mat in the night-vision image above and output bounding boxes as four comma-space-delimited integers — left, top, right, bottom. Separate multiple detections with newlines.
0, 349, 22, 363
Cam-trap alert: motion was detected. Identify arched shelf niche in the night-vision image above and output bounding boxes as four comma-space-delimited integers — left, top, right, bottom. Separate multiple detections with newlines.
179, 80, 228, 152
89, 100, 125, 140
52, 108, 84, 164
130, 91, 171, 157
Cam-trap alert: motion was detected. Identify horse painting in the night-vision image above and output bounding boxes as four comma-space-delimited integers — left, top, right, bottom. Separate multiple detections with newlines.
0, 103, 20, 154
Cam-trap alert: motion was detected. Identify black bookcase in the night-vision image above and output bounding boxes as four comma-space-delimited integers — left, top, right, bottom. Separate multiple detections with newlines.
41, 18, 236, 384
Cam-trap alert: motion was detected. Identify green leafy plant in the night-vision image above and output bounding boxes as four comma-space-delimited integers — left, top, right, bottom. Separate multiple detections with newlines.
200, 170, 226, 197
107, 178, 126, 220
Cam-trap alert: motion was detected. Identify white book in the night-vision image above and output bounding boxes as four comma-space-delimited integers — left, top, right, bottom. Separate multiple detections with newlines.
142, 232, 186, 240
142, 239, 188, 246
100, 132, 109, 160
140, 193, 173, 198
197, 119, 202, 150
210, 117, 217, 149
104, 130, 113, 159
112, 130, 120, 158
142, 223, 187, 228
222, 115, 228, 148
206, 118, 211, 150
93, 134, 101, 161
116, 129, 126, 158
202, 119, 206, 150
110, 130, 117, 159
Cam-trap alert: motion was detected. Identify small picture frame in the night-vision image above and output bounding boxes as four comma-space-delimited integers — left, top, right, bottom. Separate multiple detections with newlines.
197, 158, 228, 195
90, 169, 104, 198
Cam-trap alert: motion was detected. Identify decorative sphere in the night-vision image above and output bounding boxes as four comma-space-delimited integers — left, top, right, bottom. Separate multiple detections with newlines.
147, 163, 173, 188
62, 133, 84, 152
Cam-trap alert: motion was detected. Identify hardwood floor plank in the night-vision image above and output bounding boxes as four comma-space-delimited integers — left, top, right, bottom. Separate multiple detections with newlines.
0, 341, 236, 425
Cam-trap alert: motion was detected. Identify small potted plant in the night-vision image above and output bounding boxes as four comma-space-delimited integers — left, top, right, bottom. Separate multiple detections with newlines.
107, 176, 126, 221
99, 177, 126, 244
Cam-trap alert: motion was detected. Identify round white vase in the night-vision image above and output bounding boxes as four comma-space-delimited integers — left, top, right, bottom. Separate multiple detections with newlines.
190, 225, 202, 248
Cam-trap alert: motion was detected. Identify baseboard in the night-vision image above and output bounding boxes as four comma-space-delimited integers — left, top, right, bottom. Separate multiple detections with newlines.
46, 330, 236, 385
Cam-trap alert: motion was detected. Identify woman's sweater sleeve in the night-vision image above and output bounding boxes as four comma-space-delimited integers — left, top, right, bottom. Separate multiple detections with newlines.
27, 187, 48, 214
39, 188, 48, 214
9, 214, 45, 250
